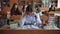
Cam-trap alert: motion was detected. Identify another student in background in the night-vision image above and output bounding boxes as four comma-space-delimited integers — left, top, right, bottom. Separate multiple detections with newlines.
10, 3, 22, 16
49, 2, 55, 12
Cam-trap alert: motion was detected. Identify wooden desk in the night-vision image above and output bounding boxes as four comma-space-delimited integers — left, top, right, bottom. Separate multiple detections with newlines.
0, 30, 59, 34
49, 11, 60, 15
0, 28, 60, 34
40, 7, 49, 12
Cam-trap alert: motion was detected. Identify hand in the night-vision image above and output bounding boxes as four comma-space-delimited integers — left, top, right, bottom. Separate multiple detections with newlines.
32, 12, 36, 16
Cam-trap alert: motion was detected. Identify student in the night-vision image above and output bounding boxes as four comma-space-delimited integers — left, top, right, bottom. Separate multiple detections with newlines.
36, 6, 43, 28
49, 2, 55, 12
19, 5, 42, 29
10, 3, 22, 15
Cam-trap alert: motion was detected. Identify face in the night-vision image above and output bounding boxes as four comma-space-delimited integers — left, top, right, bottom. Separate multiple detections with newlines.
27, 11, 33, 15
15, 5, 18, 8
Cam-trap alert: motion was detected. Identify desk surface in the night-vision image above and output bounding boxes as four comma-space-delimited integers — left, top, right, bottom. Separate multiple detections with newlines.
49, 11, 60, 15
0, 25, 59, 30
0, 25, 44, 30
0, 30, 60, 34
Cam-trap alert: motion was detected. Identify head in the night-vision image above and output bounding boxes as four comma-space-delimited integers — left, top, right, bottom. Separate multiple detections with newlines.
51, 5, 53, 8
26, 5, 33, 15
35, 5, 41, 8
36, 5, 41, 13
12, 3, 18, 9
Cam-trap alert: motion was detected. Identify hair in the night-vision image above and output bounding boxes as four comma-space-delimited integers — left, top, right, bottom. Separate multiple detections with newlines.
35, 5, 41, 8
26, 5, 33, 12
10, 3, 22, 15
10, 3, 18, 15
11, 3, 18, 10
36, 5, 41, 13
22, 5, 33, 18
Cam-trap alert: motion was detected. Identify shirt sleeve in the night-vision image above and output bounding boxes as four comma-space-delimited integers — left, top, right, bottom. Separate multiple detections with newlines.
35, 13, 42, 24
20, 17, 26, 28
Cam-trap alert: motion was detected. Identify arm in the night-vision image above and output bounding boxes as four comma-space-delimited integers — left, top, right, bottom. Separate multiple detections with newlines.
20, 17, 26, 28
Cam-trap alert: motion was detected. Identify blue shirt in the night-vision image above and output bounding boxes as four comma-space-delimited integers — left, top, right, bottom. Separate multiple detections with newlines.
19, 12, 43, 29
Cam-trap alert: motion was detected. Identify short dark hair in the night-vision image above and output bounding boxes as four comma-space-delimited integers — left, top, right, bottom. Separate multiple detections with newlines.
26, 5, 33, 12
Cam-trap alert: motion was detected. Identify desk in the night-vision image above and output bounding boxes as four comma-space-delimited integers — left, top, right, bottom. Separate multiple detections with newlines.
0, 25, 44, 30
0, 30, 60, 34
49, 11, 60, 15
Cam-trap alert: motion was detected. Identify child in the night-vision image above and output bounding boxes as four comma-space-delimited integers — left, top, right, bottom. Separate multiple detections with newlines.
19, 5, 42, 29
